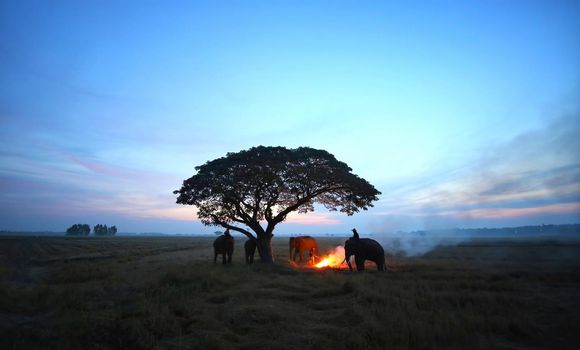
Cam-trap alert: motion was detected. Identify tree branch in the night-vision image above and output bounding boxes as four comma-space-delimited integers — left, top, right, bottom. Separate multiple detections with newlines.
271, 185, 350, 223
216, 220, 255, 240
273, 196, 312, 223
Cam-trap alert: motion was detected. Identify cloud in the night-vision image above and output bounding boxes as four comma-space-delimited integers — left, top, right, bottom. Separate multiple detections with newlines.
373, 112, 580, 229
0, 145, 193, 229
103, 203, 196, 221
67, 155, 137, 178
435, 202, 580, 219
65, 153, 176, 182
285, 212, 341, 225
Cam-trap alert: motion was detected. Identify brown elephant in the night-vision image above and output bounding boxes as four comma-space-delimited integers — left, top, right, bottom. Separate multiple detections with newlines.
289, 236, 319, 262
213, 229, 234, 264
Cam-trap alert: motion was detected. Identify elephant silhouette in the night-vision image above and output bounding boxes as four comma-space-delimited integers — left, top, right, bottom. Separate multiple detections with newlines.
289, 236, 319, 262
344, 229, 385, 271
213, 229, 234, 264
244, 238, 257, 264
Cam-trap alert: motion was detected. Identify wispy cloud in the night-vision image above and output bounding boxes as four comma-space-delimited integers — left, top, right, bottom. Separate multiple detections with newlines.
67, 155, 135, 178
65, 153, 175, 182
285, 212, 341, 225
432, 203, 580, 219
373, 112, 580, 228
0, 144, 192, 227
85, 197, 197, 221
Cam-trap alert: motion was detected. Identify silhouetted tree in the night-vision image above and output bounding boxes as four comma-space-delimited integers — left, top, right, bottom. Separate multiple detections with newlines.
93, 224, 109, 236
174, 146, 381, 262
108, 225, 117, 236
66, 224, 91, 236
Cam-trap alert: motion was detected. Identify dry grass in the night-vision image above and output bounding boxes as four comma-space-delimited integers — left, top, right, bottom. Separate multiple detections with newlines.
1, 235, 579, 349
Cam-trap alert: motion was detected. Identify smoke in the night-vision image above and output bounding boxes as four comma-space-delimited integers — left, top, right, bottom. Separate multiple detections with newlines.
375, 223, 580, 257
377, 230, 468, 257
369, 111, 580, 248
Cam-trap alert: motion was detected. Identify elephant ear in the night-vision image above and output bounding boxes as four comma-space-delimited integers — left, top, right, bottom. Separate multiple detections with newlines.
345, 238, 356, 251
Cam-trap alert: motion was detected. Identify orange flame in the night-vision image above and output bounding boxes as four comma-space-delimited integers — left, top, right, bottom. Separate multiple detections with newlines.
314, 246, 347, 269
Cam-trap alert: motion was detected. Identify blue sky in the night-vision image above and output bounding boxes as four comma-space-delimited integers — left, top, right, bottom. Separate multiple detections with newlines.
1, 1, 579, 235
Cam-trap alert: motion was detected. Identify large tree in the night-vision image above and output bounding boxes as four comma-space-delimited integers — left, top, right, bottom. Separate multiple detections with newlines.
174, 146, 381, 262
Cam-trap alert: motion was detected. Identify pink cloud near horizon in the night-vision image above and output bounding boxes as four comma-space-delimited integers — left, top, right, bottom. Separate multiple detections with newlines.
285, 212, 341, 225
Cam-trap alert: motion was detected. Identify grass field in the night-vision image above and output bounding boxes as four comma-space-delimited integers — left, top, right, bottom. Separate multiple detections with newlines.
1, 235, 579, 349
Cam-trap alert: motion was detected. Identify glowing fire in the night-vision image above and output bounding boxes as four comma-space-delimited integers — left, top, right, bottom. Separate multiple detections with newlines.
314, 246, 347, 269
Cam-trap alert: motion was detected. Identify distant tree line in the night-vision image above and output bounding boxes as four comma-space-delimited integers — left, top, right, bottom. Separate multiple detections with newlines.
401, 224, 580, 237
65, 224, 117, 236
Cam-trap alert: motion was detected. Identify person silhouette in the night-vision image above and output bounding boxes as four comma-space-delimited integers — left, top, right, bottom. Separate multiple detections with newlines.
351, 228, 360, 239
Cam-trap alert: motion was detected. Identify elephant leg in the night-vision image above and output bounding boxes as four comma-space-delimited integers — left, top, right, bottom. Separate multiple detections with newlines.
228, 252, 232, 264
379, 257, 386, 271
214, 252, 218, 264
374, 259, 384, 271
355, 256, 365, 271
222, 253, 226, 264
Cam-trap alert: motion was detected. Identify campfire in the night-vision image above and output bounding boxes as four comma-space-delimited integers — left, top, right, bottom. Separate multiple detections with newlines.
313, 246, 349, 269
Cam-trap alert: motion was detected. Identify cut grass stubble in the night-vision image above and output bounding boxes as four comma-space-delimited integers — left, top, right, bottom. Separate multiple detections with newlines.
1, 236, 579, 349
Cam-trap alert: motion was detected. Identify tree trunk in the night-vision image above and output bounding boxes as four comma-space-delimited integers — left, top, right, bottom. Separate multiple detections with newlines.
257, 235, 274, 263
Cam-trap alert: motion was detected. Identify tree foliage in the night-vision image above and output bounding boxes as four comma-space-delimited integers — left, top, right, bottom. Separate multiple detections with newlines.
66, 224, 91, 236
174, 146, 381, 261
93, 224, 117, 236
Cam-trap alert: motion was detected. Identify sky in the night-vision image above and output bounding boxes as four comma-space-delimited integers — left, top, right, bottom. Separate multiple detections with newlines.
1, 1, 579, 235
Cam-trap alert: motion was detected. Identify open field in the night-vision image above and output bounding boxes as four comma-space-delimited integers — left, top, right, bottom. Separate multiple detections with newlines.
1, 235, 580, 349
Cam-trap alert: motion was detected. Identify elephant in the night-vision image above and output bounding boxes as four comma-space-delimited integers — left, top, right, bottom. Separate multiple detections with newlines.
289, 236, 319, 262
344, 229, 385, 271
244, 238, 257, 264
213, 230, 234, 264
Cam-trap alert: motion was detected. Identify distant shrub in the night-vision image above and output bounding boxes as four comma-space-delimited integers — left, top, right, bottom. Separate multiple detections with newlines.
93, 224, 117, 236
66, 224, 91, 236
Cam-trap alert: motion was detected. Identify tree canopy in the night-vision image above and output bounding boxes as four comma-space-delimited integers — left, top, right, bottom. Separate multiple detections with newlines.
93, 224, 117, 236
174, 146, 381, 261
66, 224, 91, 236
